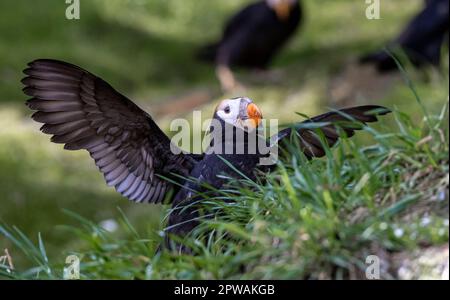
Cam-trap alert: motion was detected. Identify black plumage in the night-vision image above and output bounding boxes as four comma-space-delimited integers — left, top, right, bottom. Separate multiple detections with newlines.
23, 59, 198, 204
360, 0, 449, 72
199, 0, 302, 68
197, 0, 302, 90
23, 59, 390, 252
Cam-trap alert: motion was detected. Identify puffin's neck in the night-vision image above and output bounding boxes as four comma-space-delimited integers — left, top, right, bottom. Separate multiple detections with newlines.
208, 116, 259, 155
266, 0, 295, 21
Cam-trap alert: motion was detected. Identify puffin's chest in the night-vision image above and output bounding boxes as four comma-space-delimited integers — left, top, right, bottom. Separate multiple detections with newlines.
190, 153, 260, 187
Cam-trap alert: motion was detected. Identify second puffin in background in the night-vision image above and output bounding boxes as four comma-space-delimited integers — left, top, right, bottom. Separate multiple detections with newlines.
197, 0, 302, 92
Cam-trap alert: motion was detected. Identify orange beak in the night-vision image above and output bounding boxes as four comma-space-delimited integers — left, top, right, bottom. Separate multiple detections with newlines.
274, 1, 291, 21
247, 103, 262, 128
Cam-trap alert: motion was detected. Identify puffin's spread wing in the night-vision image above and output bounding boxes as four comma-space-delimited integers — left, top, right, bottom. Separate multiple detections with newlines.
23, 59, 196, 204
273, 105, 391, 159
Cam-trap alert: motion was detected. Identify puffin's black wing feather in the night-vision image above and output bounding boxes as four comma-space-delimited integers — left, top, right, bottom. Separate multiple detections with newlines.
23, 59, 197, 204
274, 105, 391, 159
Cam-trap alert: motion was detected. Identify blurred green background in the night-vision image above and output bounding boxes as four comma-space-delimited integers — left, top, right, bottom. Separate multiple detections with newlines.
0, 0, 447, 268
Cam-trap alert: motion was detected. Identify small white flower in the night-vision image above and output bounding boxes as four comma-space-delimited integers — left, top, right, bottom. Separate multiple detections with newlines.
99, 219, 118, 233
421, 217, 431, 227
379, 222, 388, 230
438, 190, 446, 201
145, 264, 153, 280
394, 228, 404, 238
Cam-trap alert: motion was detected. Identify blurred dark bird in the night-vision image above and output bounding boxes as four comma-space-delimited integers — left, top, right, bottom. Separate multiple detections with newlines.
197, 0, 302, 91
23, 59, 389, 252
360, 0, 449, 72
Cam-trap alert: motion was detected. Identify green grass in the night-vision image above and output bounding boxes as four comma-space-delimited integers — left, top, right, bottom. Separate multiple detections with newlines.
0, 0, 448, 279
1, 94, 448, 279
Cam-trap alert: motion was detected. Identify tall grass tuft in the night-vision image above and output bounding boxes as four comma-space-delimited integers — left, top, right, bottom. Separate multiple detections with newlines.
1, 80, 448, 279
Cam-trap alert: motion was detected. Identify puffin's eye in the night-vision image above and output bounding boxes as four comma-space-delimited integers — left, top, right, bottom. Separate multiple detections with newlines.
224, 106, 231, 114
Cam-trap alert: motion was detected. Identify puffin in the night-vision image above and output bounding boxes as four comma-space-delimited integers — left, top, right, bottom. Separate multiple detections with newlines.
360, 0, 449, 72
22, 59, 390, 252
197, 0, 302, 91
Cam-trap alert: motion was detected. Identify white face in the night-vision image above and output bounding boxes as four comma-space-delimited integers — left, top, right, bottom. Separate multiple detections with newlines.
215, 98, 242, 126
215, 98, 262, 131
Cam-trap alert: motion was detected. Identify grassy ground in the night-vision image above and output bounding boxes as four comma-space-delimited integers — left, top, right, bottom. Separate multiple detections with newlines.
0, 0, 448, 278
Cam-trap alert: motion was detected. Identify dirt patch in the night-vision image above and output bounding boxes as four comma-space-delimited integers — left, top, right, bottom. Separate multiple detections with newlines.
328, 61, 402, 107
